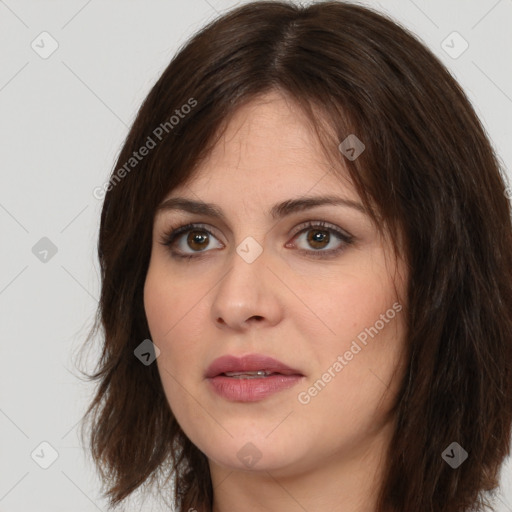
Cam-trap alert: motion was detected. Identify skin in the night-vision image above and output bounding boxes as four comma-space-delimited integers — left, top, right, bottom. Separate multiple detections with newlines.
144, 90, 409, 512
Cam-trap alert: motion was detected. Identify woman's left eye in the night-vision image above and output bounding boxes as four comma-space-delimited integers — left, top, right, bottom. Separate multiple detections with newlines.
288, 221, 354, 258
158, 221, 354, 261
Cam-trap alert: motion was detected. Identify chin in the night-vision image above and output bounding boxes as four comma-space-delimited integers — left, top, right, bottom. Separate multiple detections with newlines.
199, 434, 306, 474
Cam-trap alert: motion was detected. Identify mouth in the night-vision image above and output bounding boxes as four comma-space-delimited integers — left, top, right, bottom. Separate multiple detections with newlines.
221, 370, 289, 379
205, 354, 304, 402
205, 353, 303, 379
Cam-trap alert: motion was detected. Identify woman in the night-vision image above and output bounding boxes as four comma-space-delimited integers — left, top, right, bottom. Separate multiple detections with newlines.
80, 1, 512, 511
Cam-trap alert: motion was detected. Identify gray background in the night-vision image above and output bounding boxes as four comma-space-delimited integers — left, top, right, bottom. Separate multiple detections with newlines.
0, 0, 511, 511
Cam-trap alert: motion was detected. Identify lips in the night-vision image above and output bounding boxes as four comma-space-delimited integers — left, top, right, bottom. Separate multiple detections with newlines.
205, 354, 304, 402
205, 354, 303, 378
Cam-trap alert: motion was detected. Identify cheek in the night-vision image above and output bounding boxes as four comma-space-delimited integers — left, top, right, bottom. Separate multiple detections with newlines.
144, 265, 205, 373
143, 262, 198, 340
144, 269, 201, 422
144, 265, 167, 337
296, 263, 405, 395
293, 261, 396, 342
298, 315, 406, 439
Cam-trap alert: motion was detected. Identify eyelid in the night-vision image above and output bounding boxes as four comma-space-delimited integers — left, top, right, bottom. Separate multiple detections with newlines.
290, 220, 352, 240
159, 222, 225, 248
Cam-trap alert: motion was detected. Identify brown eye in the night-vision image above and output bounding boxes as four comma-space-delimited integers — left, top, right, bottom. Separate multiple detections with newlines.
306, 229, 331, 250
160, 221, 354, 261
290, 221, 353, 258
186, 230, 210, 251
160, 223, 223, 260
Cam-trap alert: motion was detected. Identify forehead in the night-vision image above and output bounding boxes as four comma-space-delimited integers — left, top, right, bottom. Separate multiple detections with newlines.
170, 91, 355, 200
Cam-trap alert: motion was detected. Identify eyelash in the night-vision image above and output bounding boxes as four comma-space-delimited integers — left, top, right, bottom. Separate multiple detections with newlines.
158, 221, 354, 261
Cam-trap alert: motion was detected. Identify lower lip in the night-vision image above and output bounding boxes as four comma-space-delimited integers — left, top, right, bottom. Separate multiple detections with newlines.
207, 374, 303, 402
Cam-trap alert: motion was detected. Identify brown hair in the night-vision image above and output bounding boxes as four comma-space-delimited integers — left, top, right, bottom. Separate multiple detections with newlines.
79, 1, 512, 511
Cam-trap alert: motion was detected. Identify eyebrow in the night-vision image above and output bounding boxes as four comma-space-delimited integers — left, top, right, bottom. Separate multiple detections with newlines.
156, 195, 366, 221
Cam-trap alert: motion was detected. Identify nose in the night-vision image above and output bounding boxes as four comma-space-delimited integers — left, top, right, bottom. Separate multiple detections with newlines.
210, 244, 283, 331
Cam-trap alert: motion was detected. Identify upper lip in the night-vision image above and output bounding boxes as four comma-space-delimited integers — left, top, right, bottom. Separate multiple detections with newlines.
205, 354, 303, 378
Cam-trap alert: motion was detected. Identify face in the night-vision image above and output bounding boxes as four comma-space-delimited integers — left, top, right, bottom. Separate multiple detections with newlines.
144, 91, 408, 478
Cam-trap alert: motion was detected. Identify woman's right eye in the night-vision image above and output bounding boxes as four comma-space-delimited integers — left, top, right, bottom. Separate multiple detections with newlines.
159, 223, 223, 260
